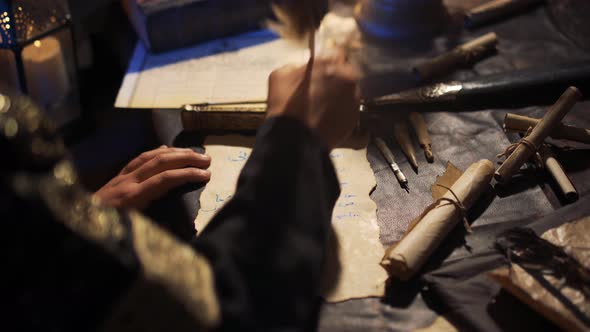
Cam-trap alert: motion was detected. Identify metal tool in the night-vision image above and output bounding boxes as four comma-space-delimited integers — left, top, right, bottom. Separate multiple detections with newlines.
366, 61, 590, 112
374, 137, 409, 192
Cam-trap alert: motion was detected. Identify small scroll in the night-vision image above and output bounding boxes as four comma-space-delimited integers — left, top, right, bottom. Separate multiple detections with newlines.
495, 87, 582, 184
381, 160, 495, 280
413, 32, 498, 81
503, 113, 590, 145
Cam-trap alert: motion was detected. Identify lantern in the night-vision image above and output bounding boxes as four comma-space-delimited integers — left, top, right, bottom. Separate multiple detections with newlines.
0, 0, 79, 128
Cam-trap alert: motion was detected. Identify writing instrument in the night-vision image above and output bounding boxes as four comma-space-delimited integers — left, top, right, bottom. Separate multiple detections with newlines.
394, 120, 419, 173
409, 112, 434, 163
374, 137, 410, 193
365, 61, 590, 112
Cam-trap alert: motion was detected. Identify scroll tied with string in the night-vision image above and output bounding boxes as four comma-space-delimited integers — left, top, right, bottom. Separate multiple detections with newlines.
381, 160, 495, 280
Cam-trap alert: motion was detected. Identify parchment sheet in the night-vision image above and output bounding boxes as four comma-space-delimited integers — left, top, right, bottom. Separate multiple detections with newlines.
195, 135, 387, 302
490, 217, 590, 332
116, 30, 308, 109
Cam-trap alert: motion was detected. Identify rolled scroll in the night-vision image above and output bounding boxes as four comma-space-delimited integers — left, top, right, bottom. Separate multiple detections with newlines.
413, 32, 498, 81
495, 87, 582, 184
381, 159, 495, 280
504, 113, 590, 145
536, 145, 578, 203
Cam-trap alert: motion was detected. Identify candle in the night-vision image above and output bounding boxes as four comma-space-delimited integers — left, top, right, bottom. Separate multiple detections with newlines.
22, 36, 70, 107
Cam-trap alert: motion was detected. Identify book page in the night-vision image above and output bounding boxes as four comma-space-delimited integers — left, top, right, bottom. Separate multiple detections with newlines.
115, 30, 309, 109
195, 135, 387, 302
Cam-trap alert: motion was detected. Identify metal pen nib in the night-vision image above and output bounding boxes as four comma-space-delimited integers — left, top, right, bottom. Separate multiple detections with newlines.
374, 137, 410, 193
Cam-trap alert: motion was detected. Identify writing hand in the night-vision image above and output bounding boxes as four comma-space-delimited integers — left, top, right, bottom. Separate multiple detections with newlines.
267, 49, 361, 150
94, 146, 211, 209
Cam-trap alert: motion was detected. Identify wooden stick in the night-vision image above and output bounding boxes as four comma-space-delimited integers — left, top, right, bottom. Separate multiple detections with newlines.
409, 112, 434, 162
536, 145, 578, 203
394, 119, 419, 172
495, 87, 582, 184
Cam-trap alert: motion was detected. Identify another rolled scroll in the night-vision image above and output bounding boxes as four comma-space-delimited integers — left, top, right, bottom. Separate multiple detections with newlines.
413, 32, 498, 81
504, 113, 590, 145
381, 160, 495, 280
536, 144, 578, 203
495, 87, 582, 184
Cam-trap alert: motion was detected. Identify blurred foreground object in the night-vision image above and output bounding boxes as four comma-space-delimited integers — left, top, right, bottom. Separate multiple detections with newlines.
268, 0, 328, 40
1, 88, 221, 331
354, 0, 448, 41
0, 90, 65, 171
0, 0, 80, 128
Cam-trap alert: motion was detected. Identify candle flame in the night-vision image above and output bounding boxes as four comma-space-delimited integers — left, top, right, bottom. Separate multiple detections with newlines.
34, 40, 41, 48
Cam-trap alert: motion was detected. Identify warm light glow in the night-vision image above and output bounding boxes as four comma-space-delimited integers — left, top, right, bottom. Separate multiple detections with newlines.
34, 40, 41, 48
4, 24, 9, 29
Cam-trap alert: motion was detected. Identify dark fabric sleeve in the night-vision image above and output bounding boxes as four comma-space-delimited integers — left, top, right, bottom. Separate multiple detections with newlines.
192, 116, 341, 332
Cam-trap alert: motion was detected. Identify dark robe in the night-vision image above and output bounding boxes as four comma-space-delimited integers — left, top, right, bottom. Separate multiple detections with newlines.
1, 92, 339, 332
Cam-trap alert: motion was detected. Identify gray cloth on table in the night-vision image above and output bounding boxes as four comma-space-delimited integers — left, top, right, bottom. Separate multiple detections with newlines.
150, 4, 590, 331
320, 5, 590, 332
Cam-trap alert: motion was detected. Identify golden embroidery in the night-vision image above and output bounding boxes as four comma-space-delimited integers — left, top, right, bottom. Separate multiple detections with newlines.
38, 161, 220, 329
39, 161, 127, 249
129, 211, 220, 328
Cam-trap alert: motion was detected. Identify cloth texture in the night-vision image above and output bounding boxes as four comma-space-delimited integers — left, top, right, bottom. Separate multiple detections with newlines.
193, 116, 341, 331
146, 3, 590, 331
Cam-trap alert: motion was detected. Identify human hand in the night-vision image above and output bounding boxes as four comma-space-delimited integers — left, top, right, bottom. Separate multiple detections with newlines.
94, 146, 211, 210
266, 50, 361, 150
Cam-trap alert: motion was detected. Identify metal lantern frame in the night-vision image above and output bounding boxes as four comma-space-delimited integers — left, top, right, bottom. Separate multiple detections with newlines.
0, 0, 78, 93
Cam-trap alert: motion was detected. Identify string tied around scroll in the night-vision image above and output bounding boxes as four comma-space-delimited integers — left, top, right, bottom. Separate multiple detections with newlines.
434, 184, 472, 233
496, 136, 537, 161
